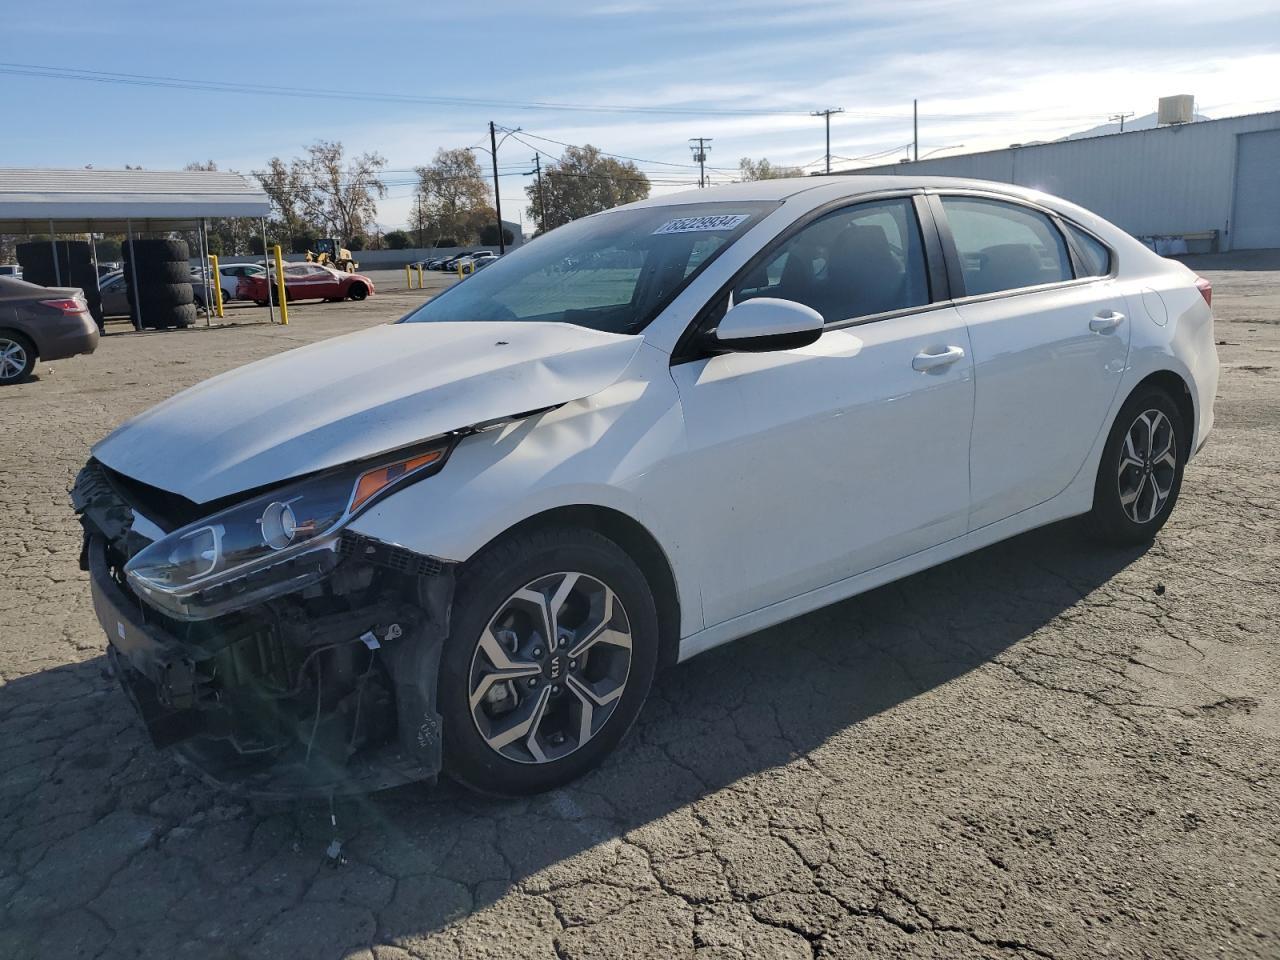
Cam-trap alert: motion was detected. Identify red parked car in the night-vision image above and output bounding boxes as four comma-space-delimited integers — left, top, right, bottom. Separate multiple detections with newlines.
237, 263, 374, 305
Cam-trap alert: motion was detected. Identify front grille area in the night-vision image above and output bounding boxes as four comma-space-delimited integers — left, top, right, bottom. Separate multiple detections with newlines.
97, 461, 204, 533
339, 531, 445, 577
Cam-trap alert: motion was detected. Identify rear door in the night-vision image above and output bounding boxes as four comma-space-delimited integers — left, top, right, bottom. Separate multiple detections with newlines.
934, 194, 1131, 529
672, 195, 975, 627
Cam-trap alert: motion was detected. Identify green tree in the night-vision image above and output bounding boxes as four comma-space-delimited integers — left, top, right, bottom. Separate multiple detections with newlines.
738, 157, 803, 181
383, 230, 411, 250
527, 145, 649, 232
479, 223, 515, 246
414, 148, 493, 246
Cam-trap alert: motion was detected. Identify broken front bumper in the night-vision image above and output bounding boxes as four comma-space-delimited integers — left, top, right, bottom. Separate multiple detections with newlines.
84, 528, 455, 798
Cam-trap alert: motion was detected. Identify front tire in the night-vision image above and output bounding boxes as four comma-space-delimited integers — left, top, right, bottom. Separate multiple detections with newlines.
1088, 387, 1187, 545
347, 282, 368, 301
440, 527, 659, 796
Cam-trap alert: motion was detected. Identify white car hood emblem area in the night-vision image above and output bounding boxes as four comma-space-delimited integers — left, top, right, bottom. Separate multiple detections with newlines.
93, 321, 643, 504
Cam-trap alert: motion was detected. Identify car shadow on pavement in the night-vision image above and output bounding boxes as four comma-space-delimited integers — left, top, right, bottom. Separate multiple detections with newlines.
0, 519, 1148, 956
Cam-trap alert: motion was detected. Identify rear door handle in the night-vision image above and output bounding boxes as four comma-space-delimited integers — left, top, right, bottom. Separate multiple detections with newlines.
1089, 310, 1125, 332
912, 345, 966, 371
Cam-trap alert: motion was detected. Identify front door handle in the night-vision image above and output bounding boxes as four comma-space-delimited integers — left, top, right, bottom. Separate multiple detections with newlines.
912, 345, 966, 371
1089, 310, 1125, 332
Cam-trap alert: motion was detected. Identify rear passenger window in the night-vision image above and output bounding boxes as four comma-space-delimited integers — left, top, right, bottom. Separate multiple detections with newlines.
1064, 222, 1111, 277
734, 197, 929, 323
941, 197, 1072, 296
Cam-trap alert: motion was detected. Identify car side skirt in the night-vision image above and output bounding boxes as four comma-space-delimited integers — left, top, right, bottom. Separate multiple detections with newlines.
677, 478, 1094, 663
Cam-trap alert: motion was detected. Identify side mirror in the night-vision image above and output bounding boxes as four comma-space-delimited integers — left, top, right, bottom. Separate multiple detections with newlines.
710, 297, 824, 353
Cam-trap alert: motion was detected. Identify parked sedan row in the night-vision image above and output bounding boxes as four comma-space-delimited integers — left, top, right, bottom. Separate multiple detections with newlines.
420, 251, 500, 272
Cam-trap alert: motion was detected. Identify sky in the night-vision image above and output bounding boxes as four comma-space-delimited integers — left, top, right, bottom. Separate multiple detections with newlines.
4, 0, 1279, 235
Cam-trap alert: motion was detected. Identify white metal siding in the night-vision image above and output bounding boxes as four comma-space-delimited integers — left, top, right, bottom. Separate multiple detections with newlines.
1231, 130, 1280, 250
856, 111, 1280, 250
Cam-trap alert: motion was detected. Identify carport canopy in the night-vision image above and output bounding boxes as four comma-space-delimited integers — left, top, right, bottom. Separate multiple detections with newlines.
0, 167, 270, 232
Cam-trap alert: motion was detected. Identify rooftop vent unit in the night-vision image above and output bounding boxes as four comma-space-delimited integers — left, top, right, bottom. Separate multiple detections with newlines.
1158, 94, 1195, 126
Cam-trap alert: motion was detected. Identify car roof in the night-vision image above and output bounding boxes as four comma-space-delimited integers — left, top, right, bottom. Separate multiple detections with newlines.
623, 174, 1064, 208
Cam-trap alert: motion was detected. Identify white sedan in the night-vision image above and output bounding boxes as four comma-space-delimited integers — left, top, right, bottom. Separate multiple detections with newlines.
77, 176, 1217, 797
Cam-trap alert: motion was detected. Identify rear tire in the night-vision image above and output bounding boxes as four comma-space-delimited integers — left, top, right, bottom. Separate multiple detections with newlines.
440, 527, 659, 796
1087, 387, 1186, 545
0, 331, 37, 385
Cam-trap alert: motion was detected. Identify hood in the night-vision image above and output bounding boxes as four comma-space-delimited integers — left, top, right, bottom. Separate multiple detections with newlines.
93, 321, 642, 503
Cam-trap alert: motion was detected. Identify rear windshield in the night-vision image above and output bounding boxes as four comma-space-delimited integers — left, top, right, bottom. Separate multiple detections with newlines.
401, 201, 776, 335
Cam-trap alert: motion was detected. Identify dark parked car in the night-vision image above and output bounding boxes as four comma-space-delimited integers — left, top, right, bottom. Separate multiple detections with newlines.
0, 277, 99, 384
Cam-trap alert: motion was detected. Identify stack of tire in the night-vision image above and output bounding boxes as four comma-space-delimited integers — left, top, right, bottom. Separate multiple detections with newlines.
122, 239, 196, 330
15, 240, 104, 331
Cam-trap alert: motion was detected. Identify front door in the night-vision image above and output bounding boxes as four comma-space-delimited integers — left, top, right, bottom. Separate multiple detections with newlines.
671, 196, 974, 627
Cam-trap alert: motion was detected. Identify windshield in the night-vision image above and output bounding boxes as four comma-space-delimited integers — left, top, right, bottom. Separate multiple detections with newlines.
401, 200, 776, 334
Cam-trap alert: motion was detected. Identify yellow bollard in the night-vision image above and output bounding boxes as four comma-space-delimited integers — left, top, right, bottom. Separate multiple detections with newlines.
457, 262, 463, 279
272, 245, 289, 325
209, 254, 225, 319
405, 264, 413, 289
416, 264, 424, 288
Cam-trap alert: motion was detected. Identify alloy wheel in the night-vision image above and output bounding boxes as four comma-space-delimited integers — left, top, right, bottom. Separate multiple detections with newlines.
468, 571, 633, 764
0, 338, 28, 381
1116, 409, 1177, 523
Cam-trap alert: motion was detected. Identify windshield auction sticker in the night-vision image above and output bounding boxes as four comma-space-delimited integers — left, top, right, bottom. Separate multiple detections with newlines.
652, 214, 751, 235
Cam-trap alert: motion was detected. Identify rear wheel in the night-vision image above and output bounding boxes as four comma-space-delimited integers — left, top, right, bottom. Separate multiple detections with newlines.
1087, 387, 1186, 544
0, 332, 36, 385
440, 527, 659, 796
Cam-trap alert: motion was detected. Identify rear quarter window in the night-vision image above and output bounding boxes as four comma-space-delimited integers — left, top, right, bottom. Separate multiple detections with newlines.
1064, 222, 1112, 277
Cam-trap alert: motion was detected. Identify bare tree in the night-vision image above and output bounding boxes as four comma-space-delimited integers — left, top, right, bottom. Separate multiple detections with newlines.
253, 156, 313, 242
302, 140, 387, 243
414, 148, 492, 246
738, 157, 804, 181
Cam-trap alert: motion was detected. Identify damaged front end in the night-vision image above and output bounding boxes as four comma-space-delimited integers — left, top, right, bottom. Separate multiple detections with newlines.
72, 456, 456, 797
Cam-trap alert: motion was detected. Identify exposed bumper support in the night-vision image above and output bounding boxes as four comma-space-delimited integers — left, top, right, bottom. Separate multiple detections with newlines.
86, 533, 455, 797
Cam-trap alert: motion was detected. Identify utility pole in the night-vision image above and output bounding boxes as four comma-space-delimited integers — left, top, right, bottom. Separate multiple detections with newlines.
1109, 111, 1135, 133
416, 194, 424, 249
689, 138, 712, 187
913, 99, 919, 161
534, 154, 546, 229
489, 121, 506, 254
810, 107, 844, 173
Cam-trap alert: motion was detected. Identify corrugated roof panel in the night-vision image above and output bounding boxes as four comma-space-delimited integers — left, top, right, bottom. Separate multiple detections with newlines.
0, 167, 271, 226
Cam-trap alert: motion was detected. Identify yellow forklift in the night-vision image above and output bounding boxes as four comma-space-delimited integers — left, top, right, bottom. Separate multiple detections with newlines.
305, 238, 359, 273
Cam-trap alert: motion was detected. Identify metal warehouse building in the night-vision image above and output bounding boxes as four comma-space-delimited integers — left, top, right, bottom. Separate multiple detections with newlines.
850, 110, 1280, 252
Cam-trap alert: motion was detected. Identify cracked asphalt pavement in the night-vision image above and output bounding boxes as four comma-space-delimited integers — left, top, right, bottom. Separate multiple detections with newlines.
2, 257, 1277, 959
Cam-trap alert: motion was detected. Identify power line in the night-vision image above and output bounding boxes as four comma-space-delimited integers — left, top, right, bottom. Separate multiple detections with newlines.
510, 128, 739, 173
0, 61, 814, 117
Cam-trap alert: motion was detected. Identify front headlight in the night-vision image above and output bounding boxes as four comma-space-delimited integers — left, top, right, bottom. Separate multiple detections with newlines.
124, 443, 449, 620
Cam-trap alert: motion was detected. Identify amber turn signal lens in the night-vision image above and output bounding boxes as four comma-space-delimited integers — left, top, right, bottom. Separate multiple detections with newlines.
351, 450, 444, 511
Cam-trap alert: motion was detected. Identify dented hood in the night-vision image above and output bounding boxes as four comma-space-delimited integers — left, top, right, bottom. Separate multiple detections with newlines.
93, 321, 642, 503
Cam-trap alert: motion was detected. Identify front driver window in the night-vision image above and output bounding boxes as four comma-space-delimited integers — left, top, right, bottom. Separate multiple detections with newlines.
733, 197, 929, 323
